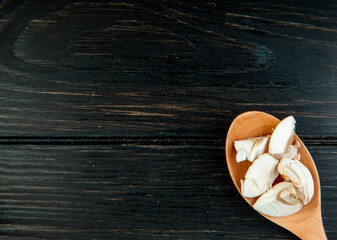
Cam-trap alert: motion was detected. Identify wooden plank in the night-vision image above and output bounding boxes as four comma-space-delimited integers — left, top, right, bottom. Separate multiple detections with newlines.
0, 144, 335, 239
0, 0, 336, 136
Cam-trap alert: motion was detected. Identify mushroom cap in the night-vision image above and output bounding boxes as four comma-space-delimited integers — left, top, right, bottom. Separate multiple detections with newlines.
253, 182, 303, 217
278, 158, 314, 205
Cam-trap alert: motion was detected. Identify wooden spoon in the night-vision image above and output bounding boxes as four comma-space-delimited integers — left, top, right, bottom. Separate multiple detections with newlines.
225, 111, 327, 240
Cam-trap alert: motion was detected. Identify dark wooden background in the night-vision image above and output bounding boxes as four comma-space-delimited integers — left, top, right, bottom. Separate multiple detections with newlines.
0, 0, 336, 239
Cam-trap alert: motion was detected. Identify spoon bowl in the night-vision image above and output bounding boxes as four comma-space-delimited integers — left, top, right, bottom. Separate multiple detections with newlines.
225, 111, 327, 240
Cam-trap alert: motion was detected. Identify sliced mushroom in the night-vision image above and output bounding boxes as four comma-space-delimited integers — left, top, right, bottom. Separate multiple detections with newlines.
236, 149, 248, 163
294, 139, 301, 149
234, 136, 270, 163
241, 154, 279, 198
281, 145, 298, 159
280, 139, 301, 159
247, 135, 270, 162
278, 158, 314, 205
253, 182, 303, 217
234, 138, 255, 163
269, 116, 295, 157
292, 140, 301, 160
234, 138, 255, 153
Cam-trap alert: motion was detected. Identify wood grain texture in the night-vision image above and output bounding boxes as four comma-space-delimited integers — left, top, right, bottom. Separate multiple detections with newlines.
0, 144, 335, 239
0, 0, 336, 239
0, 0, 336, 136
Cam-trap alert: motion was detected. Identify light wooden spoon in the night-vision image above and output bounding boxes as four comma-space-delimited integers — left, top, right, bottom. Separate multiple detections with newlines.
225, 111, 327, 240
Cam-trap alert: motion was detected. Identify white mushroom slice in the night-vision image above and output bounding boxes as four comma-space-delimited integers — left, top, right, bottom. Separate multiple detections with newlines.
234, 138, 256, 162
253, 182, 303, 217
241, 179, 258, 197
234, 138, 255, 155
278, 158, 314, 205
296, 176, 314, 205
241, 154, 279, 198
292, 140, 301, 160
269, 116, 296, 157
236, 149, 248, 163
247, 135, 270, 162
234, 136, 269, 163
293, 153, 301, 161
281, 145, 298, 159
294, 139, 301, 149
278, 158, 305, 186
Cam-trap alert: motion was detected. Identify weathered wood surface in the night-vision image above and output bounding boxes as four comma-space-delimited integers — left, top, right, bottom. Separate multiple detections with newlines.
0, 0, 336, 136
0, 0, 336, 239
0, 144, 335, 239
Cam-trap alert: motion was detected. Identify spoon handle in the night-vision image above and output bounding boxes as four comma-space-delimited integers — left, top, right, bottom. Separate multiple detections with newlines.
292, 209, 327, 240
298, 222, 327, 240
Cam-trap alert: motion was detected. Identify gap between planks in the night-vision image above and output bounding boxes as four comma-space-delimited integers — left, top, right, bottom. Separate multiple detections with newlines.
0, 136, 335, 145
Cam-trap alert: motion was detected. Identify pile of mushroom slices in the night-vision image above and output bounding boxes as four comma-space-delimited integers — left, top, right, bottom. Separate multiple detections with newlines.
234, 116, 314, 217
